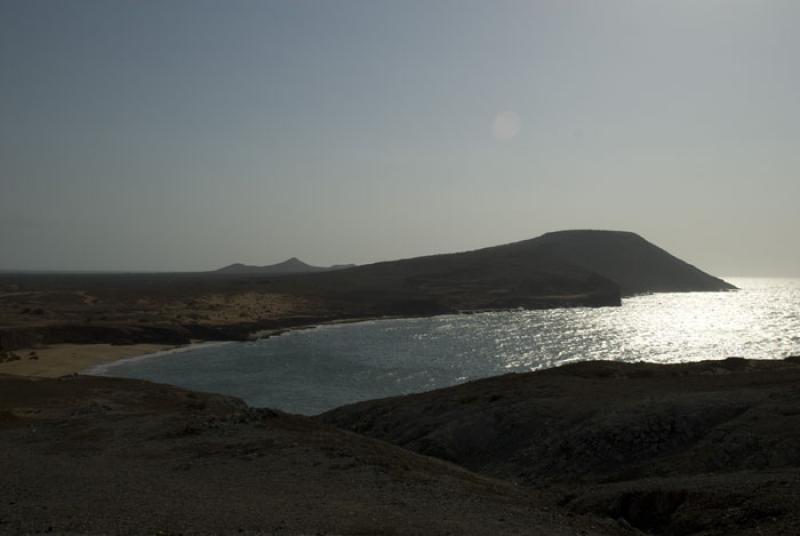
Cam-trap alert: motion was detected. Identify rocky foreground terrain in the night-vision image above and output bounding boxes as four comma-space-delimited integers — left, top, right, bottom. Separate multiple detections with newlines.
323, 357, 800, 535
4, 358, 800, 535
0, 373, 622, 536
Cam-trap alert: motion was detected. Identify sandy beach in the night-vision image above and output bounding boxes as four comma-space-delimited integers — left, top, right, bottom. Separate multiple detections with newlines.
0, 343, 176, 377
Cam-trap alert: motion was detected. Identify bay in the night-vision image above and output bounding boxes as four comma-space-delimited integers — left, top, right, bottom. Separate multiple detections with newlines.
89, 278, 800, 415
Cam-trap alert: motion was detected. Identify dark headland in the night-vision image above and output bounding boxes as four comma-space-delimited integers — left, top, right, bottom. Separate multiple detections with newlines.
513, 230, 736, 296
0, 230, 734, 360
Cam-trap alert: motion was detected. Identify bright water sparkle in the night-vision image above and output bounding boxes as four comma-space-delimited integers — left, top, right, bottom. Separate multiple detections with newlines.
91, 278, 800, 415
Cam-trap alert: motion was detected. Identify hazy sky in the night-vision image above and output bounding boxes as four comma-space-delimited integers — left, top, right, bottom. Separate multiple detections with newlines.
2, 1, 798, 275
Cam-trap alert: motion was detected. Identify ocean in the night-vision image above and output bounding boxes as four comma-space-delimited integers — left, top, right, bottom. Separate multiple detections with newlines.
88, 278, 800, 415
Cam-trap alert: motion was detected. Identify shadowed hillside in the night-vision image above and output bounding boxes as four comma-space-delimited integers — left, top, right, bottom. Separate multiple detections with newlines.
264, 240, 622, 314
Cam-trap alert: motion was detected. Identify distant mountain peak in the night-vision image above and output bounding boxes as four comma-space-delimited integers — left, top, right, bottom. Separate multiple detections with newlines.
214, 258, 354, 275
275, 257, 309, 268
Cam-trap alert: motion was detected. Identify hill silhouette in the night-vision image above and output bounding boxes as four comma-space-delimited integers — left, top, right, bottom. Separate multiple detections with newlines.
215, 257, 355, 275
517, 230, 735, 295
266, 239, 622, 314
266, 230, 734, 313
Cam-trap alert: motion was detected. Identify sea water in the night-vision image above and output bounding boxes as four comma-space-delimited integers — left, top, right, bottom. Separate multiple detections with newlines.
88, 278, 800, 415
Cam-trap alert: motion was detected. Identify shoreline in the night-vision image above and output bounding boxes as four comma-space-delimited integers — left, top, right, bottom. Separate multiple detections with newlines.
1, 283, 780, 380
0, 342, 179, 378
85, 314, 447, 376
82, 340, 236, 376
86, 310, 530, 376
0, 314, 431, 378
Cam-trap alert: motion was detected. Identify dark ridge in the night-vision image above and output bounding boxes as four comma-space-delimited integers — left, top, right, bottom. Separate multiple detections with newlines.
263, 235, 623, 313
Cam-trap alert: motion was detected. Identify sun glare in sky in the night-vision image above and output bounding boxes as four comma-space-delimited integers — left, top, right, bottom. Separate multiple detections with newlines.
491, 111, 521, 141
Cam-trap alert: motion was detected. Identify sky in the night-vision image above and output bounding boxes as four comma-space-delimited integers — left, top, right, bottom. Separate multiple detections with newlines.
1, 0, 798, 276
